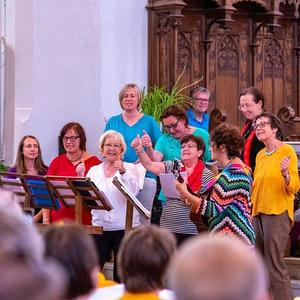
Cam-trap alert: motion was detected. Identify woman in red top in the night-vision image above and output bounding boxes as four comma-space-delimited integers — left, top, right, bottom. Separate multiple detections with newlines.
43, 122, 101, 224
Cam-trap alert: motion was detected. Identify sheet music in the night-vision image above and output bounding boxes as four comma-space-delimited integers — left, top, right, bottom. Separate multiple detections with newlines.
159, 172, 187, 199
49, 180, 75, 206
113, 177, 151, 219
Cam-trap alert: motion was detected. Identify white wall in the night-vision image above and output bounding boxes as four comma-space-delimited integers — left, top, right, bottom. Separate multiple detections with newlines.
3, 0, 148, 165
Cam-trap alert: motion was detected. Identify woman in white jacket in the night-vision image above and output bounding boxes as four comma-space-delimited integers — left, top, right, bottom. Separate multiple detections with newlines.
86, 130, 142, 282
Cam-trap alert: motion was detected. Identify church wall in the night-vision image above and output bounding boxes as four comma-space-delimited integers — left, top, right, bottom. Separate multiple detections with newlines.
2, 0, 148, 165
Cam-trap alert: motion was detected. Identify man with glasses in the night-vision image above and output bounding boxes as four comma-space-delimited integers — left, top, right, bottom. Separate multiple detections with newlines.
186, 87, 211, 132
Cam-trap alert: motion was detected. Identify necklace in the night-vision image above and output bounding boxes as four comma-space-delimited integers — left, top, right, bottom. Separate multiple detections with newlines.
67, 150, 83, 162
265, 149, 276, 156
123, 113, 139, 124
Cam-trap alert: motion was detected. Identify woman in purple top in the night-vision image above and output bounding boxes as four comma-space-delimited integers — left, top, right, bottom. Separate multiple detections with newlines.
7, 135, 48, 222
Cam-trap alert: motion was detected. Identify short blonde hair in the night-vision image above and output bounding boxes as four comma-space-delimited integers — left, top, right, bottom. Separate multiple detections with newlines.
119, 83, 142, 110
99, 130, 127, 158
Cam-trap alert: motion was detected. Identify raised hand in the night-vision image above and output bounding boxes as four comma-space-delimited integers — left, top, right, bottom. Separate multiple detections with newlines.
114, 154, 126, 174
280, 155, 291, 177
131, 134, 143, 152
76, 160, 86, 177
141, 130, 152, 148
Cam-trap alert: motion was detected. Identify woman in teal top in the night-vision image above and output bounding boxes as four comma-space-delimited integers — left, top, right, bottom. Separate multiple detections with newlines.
105, 83, 162, 221
145, 105, 211, 203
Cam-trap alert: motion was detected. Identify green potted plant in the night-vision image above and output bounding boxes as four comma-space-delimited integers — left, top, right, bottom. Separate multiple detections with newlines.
141, 71, 202, 124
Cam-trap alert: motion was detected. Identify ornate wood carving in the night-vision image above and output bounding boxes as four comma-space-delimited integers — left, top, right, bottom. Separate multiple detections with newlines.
178, 31, 192, 71
148, 0, 300, 136
209, 108, 227, 132
277, 106, 296, 139
264, 38, 284, 77
217, 35, 239, 73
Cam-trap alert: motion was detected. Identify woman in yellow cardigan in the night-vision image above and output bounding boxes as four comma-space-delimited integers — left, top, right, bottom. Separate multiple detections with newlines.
252, 112, 300, 300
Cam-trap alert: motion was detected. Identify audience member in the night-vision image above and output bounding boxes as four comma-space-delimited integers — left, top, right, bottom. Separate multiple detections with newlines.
168, 235, 270, 300
86, 130, 142, 282
44, 223, 101, 299
0, 209, 66, 300
44, 122, 101, 224
0, 189, 23, 218
239, 87, 265, 171
117, 224, 176, 299
7, 135, 48, 222
252, 112, 300, 300
175, 123, 255, 246
105, 83, 161, 222
132, 134, 214, 245
186, 87, 210, 131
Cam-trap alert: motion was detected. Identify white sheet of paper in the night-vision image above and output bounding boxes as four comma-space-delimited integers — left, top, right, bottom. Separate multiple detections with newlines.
159, 172, 187, 199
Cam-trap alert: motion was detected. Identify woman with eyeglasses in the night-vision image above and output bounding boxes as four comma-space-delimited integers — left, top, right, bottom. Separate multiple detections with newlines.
7, 135, 48, 222
239, 87, 265, 171
105, 83, 161, 223
44, 122, 101, 225
132, 134, 214, 245
251, 112, 299, 300
175, 123, 255, 246
87, 130, 142, 281
145, 105, 211, 205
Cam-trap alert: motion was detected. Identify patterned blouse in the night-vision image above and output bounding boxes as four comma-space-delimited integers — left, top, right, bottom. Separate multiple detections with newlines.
199, 163, 255, 246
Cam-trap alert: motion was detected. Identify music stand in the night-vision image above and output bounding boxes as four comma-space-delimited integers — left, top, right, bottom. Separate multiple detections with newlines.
112, 176, 150, 232
45, 176, 113, 235
0, 172, 31, 209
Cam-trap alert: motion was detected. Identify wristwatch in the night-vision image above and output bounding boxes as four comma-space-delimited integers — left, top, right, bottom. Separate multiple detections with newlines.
119, 169, 126, 175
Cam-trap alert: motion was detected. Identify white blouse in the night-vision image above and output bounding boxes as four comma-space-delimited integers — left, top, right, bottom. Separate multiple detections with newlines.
86, 162, 141, 231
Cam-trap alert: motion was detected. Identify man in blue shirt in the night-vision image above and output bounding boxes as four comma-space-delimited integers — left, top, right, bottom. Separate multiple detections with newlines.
186, 87, 210, 132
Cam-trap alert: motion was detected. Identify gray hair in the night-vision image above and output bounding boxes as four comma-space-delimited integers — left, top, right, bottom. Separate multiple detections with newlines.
98, 130, 127, 158
168, 235, 269, 300
191, 87, 210, 99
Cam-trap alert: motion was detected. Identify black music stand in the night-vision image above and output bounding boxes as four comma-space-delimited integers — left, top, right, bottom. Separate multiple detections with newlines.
46, 176, 113, 234
112, 176, 150, 232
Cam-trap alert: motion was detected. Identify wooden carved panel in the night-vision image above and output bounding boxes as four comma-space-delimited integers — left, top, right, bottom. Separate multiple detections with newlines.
147, 0, 300, 135
217, 35, 239, 73
264, 39, 284, 77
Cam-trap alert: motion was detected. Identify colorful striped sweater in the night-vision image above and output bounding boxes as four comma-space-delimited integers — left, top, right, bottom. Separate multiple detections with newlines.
199, 163, 255, 246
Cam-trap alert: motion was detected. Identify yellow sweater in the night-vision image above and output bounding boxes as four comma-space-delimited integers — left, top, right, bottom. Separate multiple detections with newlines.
252, 144, 299, 221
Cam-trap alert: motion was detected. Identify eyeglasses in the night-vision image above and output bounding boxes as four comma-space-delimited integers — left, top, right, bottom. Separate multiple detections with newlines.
104, 143, 121, 149
193, 97, 209, 102
238, 103, 256, 111
253, 121, 270, 130
24, 144, 38, 149
63, 136, 80, 143
164, 119, 180, 131
181, 143, 198, 150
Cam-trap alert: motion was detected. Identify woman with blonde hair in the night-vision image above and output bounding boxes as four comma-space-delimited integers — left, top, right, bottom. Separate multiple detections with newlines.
87, 130, 142, 282
105, 83, 161, 222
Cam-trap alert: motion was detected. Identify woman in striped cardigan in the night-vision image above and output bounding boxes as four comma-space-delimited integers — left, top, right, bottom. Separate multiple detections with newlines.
176, 123, 255, 246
